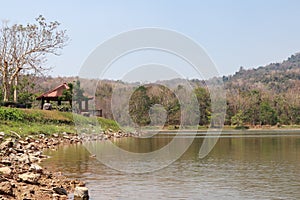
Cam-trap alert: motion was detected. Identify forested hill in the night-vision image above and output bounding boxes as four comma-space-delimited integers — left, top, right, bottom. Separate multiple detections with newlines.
224, 53, 300, 126
92, 53, 299, 126
32, 53, 300, 97
9, 53, 300, 127
225, 53, 300, 93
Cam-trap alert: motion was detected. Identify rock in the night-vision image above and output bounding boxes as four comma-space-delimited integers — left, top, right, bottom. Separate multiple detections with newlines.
0, 166, 12, 176
0, 132, 5, 137
15, 145, 24, 153
9, 153, 17, 162
0, 138, 13, 150
52, 193, 60, 199
19, 154, 30, 164
78, 181, 85, 187
18, 172, 41, 184
8, 147, 16, 154
25, 136, 34, 143
0, 181, 13, 196
53, 187, 68, 195
74, 187, 89, 200
53, 134, 59, 138
29, 163, 43, 173
63, 135, 70, 139
29, 155, 40, 163
43, 102, 52, 110
31, 151, 42, 157
19, 140, 29, 145
89, 154, 96, 158
0, 159, 11, 166
25, 142, 37, 150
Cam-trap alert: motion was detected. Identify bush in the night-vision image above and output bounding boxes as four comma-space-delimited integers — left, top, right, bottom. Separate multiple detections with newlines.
51, 104, 72, 112
0, 101, 32, 108
98, 117, 119, 131
0, 107, 25, 121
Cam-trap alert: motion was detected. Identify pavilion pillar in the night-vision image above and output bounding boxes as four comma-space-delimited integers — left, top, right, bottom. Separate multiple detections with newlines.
78, 100, 82, 112
41, 97, 45, 110
85, 99, 88, 112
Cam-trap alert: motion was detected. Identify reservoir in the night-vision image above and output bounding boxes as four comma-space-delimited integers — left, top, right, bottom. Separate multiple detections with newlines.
43, 131, 300, 199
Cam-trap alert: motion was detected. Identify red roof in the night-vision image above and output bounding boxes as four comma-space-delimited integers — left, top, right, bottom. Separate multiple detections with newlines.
36, 83, 70, 100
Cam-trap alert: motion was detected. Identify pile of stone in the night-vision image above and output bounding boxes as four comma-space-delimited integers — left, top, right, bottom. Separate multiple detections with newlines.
0, 132, 87, 200
80, 129, 138, 141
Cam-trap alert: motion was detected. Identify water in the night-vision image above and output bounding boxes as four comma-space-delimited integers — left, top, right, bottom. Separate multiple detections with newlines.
43, 131, 300, 199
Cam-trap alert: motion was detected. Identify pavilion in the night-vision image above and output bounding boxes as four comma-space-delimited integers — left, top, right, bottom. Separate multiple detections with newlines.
36, 83, 98, 115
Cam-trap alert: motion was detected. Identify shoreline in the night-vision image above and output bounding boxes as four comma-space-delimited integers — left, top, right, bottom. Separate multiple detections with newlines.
0, 129, 136, 200
0, 133, 84, 200
144, 127, 300, 133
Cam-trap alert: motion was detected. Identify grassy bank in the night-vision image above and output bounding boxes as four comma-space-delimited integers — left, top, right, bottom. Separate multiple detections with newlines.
0, 107, 119, 137
1, 107, 299, 137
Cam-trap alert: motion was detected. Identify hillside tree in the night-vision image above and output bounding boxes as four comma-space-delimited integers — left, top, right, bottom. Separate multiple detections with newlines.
0, 15, 68, 102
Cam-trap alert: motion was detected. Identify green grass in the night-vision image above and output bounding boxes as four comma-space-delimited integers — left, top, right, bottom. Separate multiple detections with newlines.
97, 117, 119, 131
0, 120, 75, 136
0, 107, 120, 137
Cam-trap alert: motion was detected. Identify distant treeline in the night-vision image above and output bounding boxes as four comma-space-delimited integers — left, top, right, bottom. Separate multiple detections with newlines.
95, 82, 299, 127
94, 53, 300, 127
0, 53, 299, 127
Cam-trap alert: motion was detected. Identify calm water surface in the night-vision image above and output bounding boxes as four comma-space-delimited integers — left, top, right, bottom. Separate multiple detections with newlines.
43, 131, 300, 199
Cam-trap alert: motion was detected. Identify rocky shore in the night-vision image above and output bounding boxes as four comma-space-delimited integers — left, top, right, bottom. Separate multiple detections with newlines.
0, 131, 86, 200
0, 128, 135, 200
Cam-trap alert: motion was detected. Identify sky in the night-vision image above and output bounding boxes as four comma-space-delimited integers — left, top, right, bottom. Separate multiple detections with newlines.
1, 0, 300, 81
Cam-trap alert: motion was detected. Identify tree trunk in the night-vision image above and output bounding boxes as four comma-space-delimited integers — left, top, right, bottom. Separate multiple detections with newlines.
2, 67, 10, 102
3, 83, 10, 102
13, 76, 18, 102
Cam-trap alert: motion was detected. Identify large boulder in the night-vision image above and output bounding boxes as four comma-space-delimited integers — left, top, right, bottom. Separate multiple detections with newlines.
43, 103, 52, 110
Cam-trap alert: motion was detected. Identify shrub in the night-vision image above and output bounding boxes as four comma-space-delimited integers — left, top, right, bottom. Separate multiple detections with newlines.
0, 107, 25, 121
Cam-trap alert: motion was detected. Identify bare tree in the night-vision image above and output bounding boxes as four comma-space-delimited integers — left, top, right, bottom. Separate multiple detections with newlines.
0, 15, 68, 102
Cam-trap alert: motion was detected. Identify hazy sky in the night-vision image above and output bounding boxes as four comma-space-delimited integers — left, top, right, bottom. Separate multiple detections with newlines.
1, 0, 300, 80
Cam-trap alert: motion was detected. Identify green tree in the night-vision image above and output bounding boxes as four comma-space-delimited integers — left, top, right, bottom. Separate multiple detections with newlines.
259, 101, 278, 125
59, 83, 73, 103
72, 80, 87, 112
231, 110, 245, 127
273, 95, 289, 124
129, 86, 151, 126
290, 105, 300, 125
243, 90, 262, 125
194, 87, 211, 125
